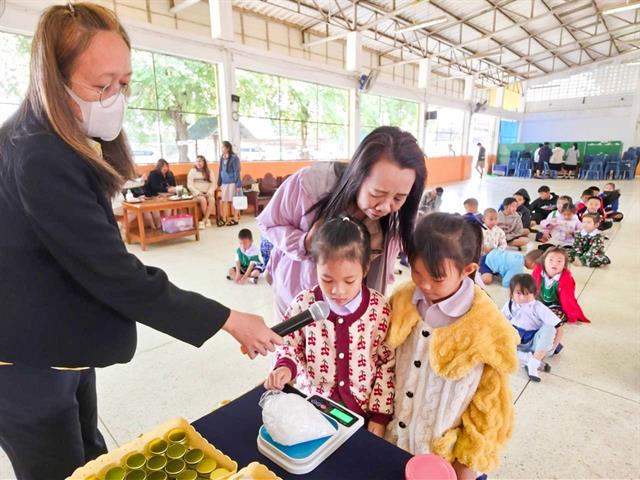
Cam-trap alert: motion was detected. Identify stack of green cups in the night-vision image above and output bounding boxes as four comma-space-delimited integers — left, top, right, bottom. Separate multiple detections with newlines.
98, 428, 232, 480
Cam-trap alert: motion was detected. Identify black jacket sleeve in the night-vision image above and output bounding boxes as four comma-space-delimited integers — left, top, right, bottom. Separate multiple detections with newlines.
146, 170, 168, 195
167, 171, 176, 187
15, 142, 230, 347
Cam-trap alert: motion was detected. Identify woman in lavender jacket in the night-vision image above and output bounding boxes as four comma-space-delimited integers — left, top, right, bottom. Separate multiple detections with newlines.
258, 127, 427, 319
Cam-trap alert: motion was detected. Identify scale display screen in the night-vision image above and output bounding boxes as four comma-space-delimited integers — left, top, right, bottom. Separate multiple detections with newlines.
308, 395, 358, 427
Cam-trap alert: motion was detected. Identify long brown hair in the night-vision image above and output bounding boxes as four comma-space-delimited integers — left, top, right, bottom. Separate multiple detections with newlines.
196, 155, 211, 183
20, 2, 134, 196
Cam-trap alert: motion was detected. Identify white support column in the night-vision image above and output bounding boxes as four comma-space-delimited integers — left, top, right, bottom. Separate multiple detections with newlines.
349, 88, 360, 158
418, 100, 426, 153
629, 69, 640, 147
210, 0, 234, 42
217, 49, 239, 151
345, 32, 362, 72
461, 75, 476, 155
417, 59, 430, 151
417, 58, 431, 89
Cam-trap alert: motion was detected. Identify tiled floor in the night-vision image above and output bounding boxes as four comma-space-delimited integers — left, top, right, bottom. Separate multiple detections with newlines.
1, 176, 639, 479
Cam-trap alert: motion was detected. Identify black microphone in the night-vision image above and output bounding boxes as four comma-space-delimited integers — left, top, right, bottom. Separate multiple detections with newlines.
273, 301, 330, 337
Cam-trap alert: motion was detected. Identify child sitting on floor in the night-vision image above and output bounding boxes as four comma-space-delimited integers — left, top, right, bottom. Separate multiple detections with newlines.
498, 197, 530, 248
419, 187, 444, 216
602, 183, 624, 222
385, 213, 518, 479
482, 208, 507, 254
513, 189, 532, 229
463, 197, 483, 225
569, 213, 611, 268
480, 249, 538, 287
577, 196, 612, 231
529, 185, 558, 225
537, 204, 582, 252
531, 247, 591, 324
227, 229, 264, 284
502, 274, 563, 382
266, 217, 395, 437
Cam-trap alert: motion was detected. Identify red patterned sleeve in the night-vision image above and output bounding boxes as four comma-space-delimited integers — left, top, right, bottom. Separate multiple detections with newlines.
367, 298, 396, 425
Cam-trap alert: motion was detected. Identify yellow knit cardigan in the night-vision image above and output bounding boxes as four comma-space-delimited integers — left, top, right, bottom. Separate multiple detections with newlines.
387, 282, 519, 473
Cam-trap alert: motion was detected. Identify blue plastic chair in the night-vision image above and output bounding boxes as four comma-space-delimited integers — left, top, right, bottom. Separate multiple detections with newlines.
516, 158, 533, 177
604, 160, 620, 180
506, 157, 518, 176
620, 160, 637, 180
583, 160, 604, 180
542, 162, 558, 179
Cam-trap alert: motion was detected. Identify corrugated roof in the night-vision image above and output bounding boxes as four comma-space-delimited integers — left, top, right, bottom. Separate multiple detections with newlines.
232, 0, 640, 84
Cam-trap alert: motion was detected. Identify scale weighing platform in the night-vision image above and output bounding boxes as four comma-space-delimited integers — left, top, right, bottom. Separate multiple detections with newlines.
257, 394, 364, 475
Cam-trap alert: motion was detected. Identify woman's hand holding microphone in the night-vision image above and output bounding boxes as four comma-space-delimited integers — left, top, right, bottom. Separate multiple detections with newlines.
222, 310, 283, 359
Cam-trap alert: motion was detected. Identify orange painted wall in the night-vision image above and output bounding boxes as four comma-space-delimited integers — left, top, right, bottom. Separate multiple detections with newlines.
425, 155, 473, 186
135, 156, 472, 186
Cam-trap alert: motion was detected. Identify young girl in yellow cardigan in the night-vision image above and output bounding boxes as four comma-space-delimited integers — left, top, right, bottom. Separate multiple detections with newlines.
385, 213, 519, 479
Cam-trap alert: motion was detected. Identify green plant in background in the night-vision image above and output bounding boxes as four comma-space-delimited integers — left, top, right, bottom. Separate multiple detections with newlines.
128, 49, 218, 163
0, 32, 31, 110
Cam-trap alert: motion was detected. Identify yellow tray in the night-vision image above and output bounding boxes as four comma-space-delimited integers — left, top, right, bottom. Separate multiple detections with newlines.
66, 417, 238, 480
229, 462, 281, 480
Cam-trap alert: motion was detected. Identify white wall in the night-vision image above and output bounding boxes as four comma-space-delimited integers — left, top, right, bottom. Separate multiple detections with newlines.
520, 104, 638, 147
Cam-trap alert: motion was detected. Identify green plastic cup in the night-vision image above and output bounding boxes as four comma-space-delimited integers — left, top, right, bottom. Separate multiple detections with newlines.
146, 455, 167, 472
165, 459, 186, 477
209, 468, 231, 480
184, 448, 204, 466
124, 470, 146, 480
104, 467, 126, 480
147, 472, 167, 480
176, 470, 198, 480
195, 458, 217, 475
167, 443, 187, 460
124, 452, 147, 470
167, 428, 188, 445
147, 438, 169, 456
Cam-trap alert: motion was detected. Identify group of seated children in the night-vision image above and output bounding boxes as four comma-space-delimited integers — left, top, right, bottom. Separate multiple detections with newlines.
226, 229, 274, 284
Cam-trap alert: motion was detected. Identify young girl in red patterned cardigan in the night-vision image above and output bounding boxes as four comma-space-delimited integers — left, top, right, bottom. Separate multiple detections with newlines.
264, 216, 395, 437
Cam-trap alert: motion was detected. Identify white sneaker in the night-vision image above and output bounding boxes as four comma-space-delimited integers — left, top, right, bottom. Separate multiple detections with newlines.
526, 358, 542, 382
198, 221, 205, 230
205, 220, 212, 227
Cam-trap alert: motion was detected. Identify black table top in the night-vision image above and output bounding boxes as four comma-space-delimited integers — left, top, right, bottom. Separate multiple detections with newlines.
192, 385, 412, 479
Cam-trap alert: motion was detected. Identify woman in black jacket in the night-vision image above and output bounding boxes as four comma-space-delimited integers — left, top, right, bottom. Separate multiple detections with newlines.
144, 158, 176, 196
0, 4, 280, 479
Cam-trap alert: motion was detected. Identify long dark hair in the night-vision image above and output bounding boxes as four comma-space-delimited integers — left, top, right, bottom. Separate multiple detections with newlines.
221, 141, 235, 173
308, 126, 426, 254
408, 212, 483, 280
196, 155, 211, 182
154, 158, 169, 175
311, 216, 371, 272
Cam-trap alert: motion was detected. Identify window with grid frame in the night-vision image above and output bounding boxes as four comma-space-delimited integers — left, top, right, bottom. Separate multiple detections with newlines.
359, 92, 420, 141
235, 69, 349, 161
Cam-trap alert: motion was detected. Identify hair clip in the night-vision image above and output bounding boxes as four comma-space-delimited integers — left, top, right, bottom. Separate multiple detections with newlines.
67, 2, 76, 15
342, 216, 351, 222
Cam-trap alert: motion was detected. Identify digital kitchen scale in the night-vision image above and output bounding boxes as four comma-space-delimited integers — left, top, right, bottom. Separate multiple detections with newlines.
257, 394, 364, 475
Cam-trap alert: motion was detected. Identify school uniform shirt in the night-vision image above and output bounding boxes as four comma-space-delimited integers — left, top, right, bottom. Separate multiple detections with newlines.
565, 148, 579, 166
273, 286, 395, 425
540, 215, 582, 247
482, 225, 507, 252
501, 300, 562, 331
484, 249, 524, 288
235, 244, 262, 271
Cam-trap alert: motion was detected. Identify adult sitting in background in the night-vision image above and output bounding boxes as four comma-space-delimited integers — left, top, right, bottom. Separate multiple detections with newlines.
562, 143, 579, 179
188, 155, 217, 228
418, 187, 443, 216
144, 158, 176, 197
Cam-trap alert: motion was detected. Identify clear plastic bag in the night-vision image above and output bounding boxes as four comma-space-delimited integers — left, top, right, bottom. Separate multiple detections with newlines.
259, 391, 335, 446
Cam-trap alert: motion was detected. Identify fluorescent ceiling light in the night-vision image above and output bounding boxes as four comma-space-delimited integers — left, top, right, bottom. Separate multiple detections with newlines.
625, 61, 640, 66
394, 17, 447, 34
603, 1, 640, 14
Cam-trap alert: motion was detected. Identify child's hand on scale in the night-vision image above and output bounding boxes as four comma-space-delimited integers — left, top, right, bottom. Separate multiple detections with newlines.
264, 367, 293, 390
367, 420, 385, 438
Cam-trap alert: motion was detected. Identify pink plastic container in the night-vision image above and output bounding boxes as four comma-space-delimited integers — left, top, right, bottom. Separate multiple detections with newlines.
405, 454, 457, 480
161, 214, 194, 234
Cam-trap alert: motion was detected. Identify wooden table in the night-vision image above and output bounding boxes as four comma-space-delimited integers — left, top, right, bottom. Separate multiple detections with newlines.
122, 196, 199, 251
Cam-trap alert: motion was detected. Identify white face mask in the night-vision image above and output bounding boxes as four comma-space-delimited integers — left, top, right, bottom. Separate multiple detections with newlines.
65, 86, 126, 141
